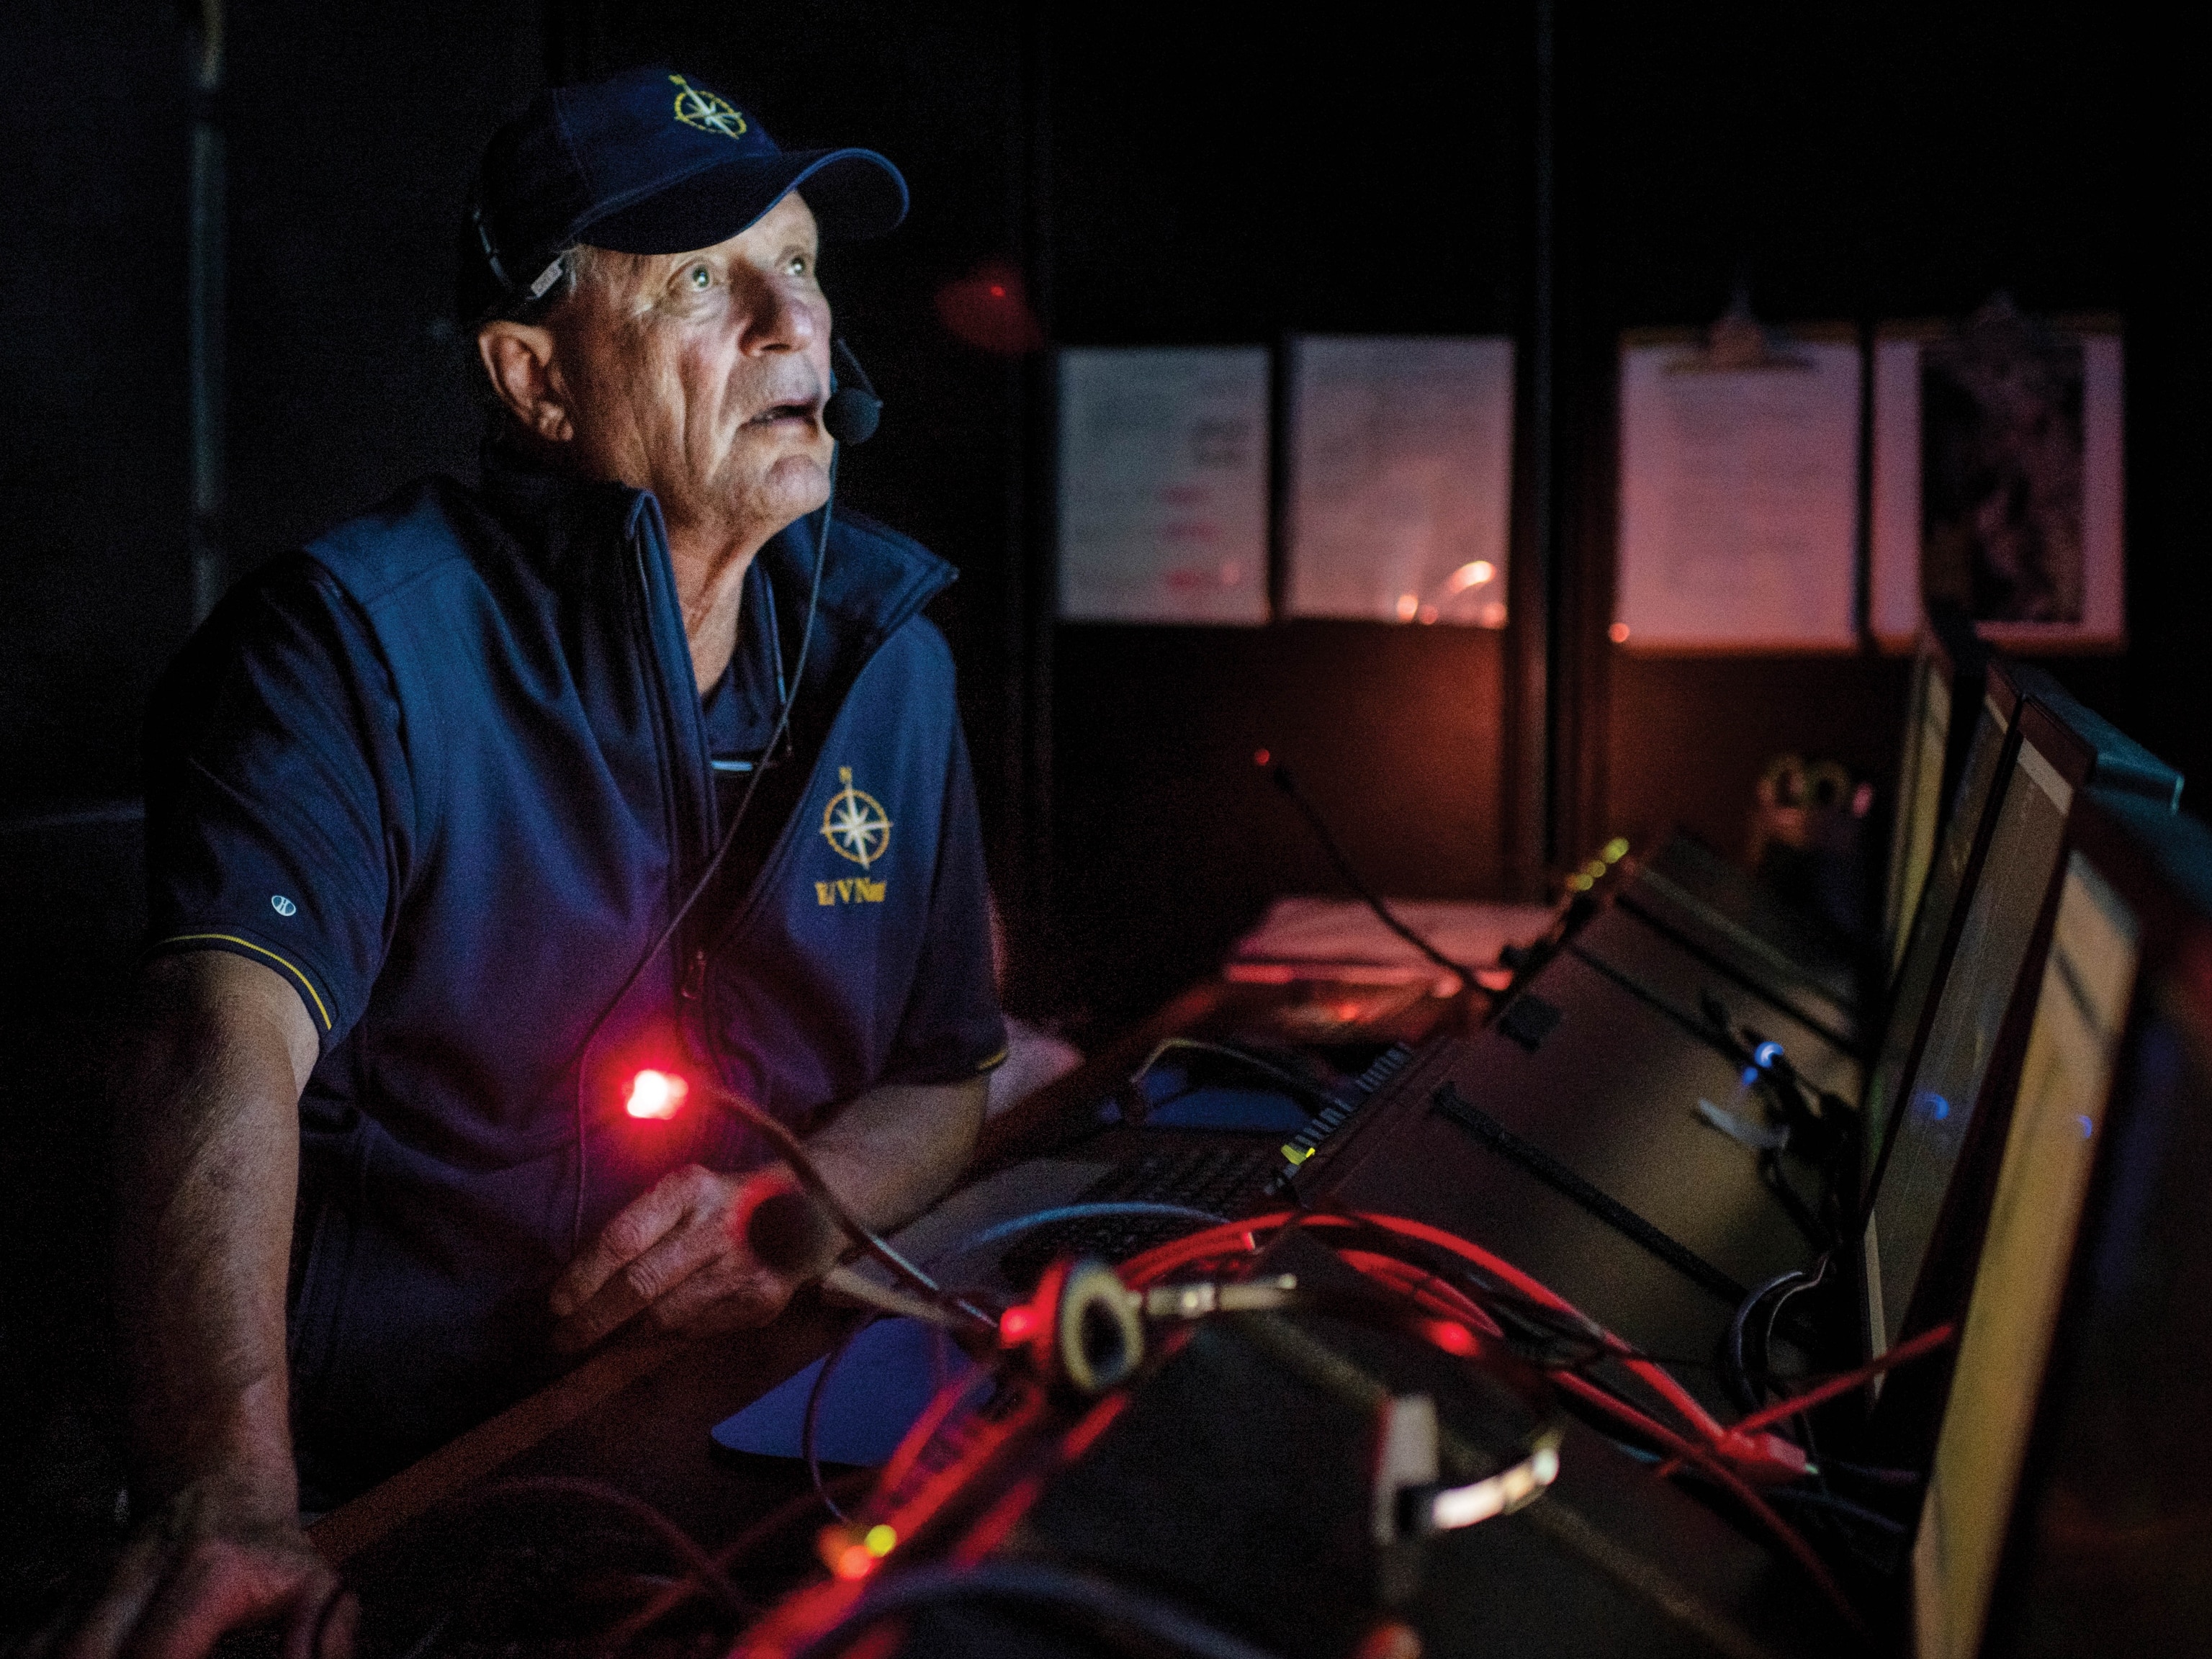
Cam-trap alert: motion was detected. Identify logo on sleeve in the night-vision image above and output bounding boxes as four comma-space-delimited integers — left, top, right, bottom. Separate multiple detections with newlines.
271, 894, 297, 917
817, 767, 891, 907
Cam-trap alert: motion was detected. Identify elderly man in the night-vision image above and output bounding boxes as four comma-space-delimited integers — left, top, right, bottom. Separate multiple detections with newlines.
71, 66, 1003, 1659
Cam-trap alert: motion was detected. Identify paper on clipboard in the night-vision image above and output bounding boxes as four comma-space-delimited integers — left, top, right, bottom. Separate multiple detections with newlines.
1056, 346, 1270, 625
1284, 335, 1514, 625
1870, 309, 2124, 653
1614, 328, 1861, 652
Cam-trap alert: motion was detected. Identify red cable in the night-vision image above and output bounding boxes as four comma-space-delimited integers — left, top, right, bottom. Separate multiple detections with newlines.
1335, 1249, 1507, 1339
1053, 1210, 1858, 1626
1121, 1212, 1821, 1476
1593, 1390, 1868, 1634
1123, 1210, 1853, 1625
1731, 1321, 1957, 1437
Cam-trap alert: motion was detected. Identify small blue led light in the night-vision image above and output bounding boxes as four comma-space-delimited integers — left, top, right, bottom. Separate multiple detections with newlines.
1740, 1066, 1761, 1088
1752, 1041, 1784, 1069
2075, 1114, 2095, 1140
1915, 1092, 1951, 1122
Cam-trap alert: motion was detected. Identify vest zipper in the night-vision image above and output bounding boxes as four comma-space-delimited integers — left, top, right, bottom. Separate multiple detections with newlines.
626, 507, 716, 958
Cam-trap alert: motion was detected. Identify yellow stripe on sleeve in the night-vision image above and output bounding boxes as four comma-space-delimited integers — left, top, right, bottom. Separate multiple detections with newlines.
156, 933, 334, 1030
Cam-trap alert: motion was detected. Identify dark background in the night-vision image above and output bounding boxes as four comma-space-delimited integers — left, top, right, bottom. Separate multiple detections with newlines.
1, 0, 2195, 1612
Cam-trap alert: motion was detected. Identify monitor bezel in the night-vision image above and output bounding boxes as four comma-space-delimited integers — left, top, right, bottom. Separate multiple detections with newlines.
1921, 789, 2212, 1655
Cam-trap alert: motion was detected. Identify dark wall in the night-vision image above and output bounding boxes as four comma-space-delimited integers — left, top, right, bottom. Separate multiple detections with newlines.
0, 5, 2193, 1016
1, 0, 544, 1601
1, 4, 192, 812
1553, 4, 2198, 860
222, 0, 544, 565
1039, 8, 1528, 1024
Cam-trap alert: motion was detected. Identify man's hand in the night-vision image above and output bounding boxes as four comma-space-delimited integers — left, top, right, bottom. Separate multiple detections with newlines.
550, 1166, 796, 1352
550, 1074, 986, 1352
73, 950, 327, 1659
63, 1477, 354, 1659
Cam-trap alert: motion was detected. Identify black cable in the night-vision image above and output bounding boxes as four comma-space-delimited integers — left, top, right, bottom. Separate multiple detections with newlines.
792, 1561, 1285, 1659
1758, 1148, 1835, 1254
801, 1318, 872, 1524
603, 1469, 878, 1653
567, 449, 840, 1255
1280, 1208, 1626, 1375
390, 1609, 453, 1659
1758, 1486, 1907, 1539
1613, 1447, 1909, 1543
1758, 1255, 1828, 1372
461, 1475, 750, 1619
689, 1076, 999, 1339
1725, 1267, 1811, 1416
1123, 1036, 1347, 1120
1262, 759, 1478, 981
1821, 1457, 1924, 1488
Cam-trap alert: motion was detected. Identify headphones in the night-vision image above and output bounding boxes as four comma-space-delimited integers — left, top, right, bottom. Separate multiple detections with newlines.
997, 1251, 1565, 1544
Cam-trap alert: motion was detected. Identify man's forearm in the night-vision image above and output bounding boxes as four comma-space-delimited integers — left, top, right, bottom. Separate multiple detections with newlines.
112, 953, 319, 1506
799, 1074, 986, 1237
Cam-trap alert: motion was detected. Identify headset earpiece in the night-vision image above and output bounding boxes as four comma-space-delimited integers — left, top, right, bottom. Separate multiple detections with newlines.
1007, 1257, 1145, 1395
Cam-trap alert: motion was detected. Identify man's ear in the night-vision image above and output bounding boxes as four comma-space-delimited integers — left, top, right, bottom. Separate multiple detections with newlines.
476, 321, 572, 444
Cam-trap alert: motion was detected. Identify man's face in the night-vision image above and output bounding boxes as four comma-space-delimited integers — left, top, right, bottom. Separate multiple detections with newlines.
544, 191, 834, 547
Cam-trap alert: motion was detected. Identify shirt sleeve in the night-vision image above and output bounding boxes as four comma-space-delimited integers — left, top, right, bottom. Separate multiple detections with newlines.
880, 714, 1009, 1086
143, 556, 412, 1052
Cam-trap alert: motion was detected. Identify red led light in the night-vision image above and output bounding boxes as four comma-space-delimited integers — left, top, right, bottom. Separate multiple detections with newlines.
834, 1544, 876, 1581
626, 1069, 688, 1120
1421, 1318, 1479, 1357
1252, 747, 1271, 768
999, 1304, 1041, 1345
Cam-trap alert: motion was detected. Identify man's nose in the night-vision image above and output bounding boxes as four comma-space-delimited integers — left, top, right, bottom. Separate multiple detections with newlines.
734, 267, 822, 355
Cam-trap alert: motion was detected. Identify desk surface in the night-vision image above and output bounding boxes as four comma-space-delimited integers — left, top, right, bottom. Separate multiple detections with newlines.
310, 971, 1481, 1590
303, 958, 1851, 1658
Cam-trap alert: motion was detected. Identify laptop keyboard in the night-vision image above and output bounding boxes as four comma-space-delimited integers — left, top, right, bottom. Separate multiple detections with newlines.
993, 1043, 1418, 1288
997, 1141, 1280, 1288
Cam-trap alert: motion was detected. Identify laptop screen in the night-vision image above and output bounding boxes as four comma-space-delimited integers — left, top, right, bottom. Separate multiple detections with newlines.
1884, 647, 1956, 979
1861, 688, 2013, 1195
1911, 850, 2141, 1659
1866, 729, 2076, 1354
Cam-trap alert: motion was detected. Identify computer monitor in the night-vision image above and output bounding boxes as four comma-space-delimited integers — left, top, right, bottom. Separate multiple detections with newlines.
1880, 604, 1992, 979
1862, 674, 2182, 1364
1913, 791, 2212, 1659
1858, 659, 2026, 1210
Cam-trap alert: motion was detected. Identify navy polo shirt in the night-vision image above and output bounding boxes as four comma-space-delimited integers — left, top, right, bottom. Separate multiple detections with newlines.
143, 451, 1005, 1500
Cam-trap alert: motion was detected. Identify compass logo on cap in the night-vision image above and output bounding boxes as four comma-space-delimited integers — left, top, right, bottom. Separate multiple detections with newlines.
669, 74, 747, 140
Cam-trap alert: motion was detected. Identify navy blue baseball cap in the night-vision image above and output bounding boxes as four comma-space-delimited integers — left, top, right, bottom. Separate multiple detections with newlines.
461, 65, 908, 323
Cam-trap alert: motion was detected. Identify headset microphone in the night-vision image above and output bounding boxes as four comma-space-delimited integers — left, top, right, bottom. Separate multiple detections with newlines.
824, 337, 882, 446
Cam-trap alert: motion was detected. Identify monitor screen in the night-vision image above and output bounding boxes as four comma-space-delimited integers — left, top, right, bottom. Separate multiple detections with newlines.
1861, 689, 2013, 1195
1867, 731, 2076, 1354
1884, 649, 1956, 979
1912, 850, 2140, 1659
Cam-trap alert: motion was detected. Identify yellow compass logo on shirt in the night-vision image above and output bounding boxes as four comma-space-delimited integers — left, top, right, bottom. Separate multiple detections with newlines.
820, 768, 893, 869
669, 75, 747, 139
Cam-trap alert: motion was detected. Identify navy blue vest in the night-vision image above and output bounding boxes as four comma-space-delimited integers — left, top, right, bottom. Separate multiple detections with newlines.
144, 464, 1002, 1501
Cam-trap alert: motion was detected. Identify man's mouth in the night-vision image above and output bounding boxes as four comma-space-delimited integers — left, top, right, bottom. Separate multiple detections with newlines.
747, 400, 820, 428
